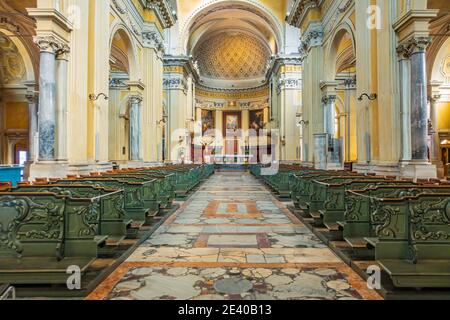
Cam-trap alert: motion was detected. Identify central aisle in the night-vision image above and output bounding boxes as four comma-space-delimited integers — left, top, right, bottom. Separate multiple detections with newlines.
89, 172, 381, 300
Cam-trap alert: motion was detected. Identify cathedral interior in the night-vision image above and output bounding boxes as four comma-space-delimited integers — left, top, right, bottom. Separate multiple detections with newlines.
0, 0, 450, 301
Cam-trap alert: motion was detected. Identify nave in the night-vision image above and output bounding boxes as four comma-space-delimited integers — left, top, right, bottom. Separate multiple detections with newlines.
88, 171, 380, 300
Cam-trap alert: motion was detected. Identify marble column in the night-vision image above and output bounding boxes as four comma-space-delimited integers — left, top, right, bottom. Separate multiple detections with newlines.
34, 36, 62, 161
397, 44, 412, 162
429, 81, 443, 177
55, 45, 70, 161
409, 37, 431, 162
25, 91, 39, 162
129, 95, 143, 161
322, 95, 337, 137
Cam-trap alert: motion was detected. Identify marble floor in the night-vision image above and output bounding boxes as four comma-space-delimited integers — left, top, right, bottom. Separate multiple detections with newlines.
88, 172, 381, 300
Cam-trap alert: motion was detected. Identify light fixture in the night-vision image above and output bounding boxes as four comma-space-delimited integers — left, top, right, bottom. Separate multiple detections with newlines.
89, 93, 109, 101
358, 93, 377, 102
298, 120, 309, 126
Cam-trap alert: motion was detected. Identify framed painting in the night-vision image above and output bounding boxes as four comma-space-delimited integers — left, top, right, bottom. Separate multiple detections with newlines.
249, 109, 265, 132
223, 112, 241, 137
201, 109, 214, 134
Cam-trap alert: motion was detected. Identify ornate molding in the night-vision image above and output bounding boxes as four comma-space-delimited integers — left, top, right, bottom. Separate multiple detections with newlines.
196, 97, 269, 111
278, 78, 302, 94
56, 44, 70, 60
287, 0, 323, 28
164, 55, 200, 80
343, 76, 357, 89
142, 29, 165, 56
397, 36, 432, 58
322, 95, 337, 105
144, 0, 176, 29
129, 94, 143, 104
196, 85, 269, 99
33, 36, 66, 54
109, 78, 129, 89
25, 91, 39, 103
112, 0, 127, 14
163, 75, 188, 93
299, 23, 324, 59
407, 36, 432, 54
112, 0, 141, 37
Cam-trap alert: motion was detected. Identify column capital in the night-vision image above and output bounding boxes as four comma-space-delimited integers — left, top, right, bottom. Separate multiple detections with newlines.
129, 94, 143, 104
33, 35, 66, 54
322, 95, 336, 105
56, 43, 71, 60
26, 91, 39, 103
396, 43, 412, 59
407, 36, 432, 54
428, 93, 441, 104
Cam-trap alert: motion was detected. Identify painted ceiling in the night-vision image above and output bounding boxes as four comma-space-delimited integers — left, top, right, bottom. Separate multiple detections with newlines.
194, 31, 270, 81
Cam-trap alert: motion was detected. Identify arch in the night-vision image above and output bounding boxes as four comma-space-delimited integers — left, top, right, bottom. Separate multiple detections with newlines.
324, 20, 356, 82
180, 0, 285, 56
109, 22, 139, 82
335, 94, 345, 114
427, 15, 450, 83
118, 93, 132, 118
0, 28, 35, 84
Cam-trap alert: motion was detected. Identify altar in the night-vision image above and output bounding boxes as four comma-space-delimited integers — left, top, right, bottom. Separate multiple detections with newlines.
207, 154, 254, 164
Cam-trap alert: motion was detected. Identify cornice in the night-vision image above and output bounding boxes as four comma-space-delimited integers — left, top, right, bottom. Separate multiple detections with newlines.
287, 0, 324, 28
142, 0, 177, 29
196, 83, 269, 96
266, 54, 303, 80
393, 9, 439, 43
163, 55, 200, 81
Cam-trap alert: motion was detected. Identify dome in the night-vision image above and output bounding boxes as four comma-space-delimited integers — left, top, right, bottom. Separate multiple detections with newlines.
194, 31, 270, 81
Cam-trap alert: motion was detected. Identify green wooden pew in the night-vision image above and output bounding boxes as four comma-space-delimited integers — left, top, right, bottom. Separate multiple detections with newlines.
291, 172, 366, 218
101, 172, 174, 210
343, 185, 450, 251
0, 191, 111, 284
51, 177, 153, 225
373, 192, 450, 288
314, 178, 413, 231
11, 184, 133, 245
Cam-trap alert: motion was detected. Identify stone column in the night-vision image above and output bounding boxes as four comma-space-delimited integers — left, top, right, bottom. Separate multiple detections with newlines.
34, 36, 61, 161
322, 95, 337, 137
320, 81, 340, 167
129, 95, 143, 161
429, 81, 444, 177
397, 44, 412, 162
409, 37, 431, 162
25, 91, 39, 162
55, 45, 70, 161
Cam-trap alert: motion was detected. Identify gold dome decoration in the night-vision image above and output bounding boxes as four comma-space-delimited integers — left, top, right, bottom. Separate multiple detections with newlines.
194, 31, 270, 80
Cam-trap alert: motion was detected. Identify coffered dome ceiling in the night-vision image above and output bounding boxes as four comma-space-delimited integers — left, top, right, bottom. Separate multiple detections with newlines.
187, 3, 281, 89
194, 31, 270, 81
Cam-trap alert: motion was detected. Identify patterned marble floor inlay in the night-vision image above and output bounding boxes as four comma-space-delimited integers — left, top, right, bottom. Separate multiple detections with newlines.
89, 172, 382, 300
